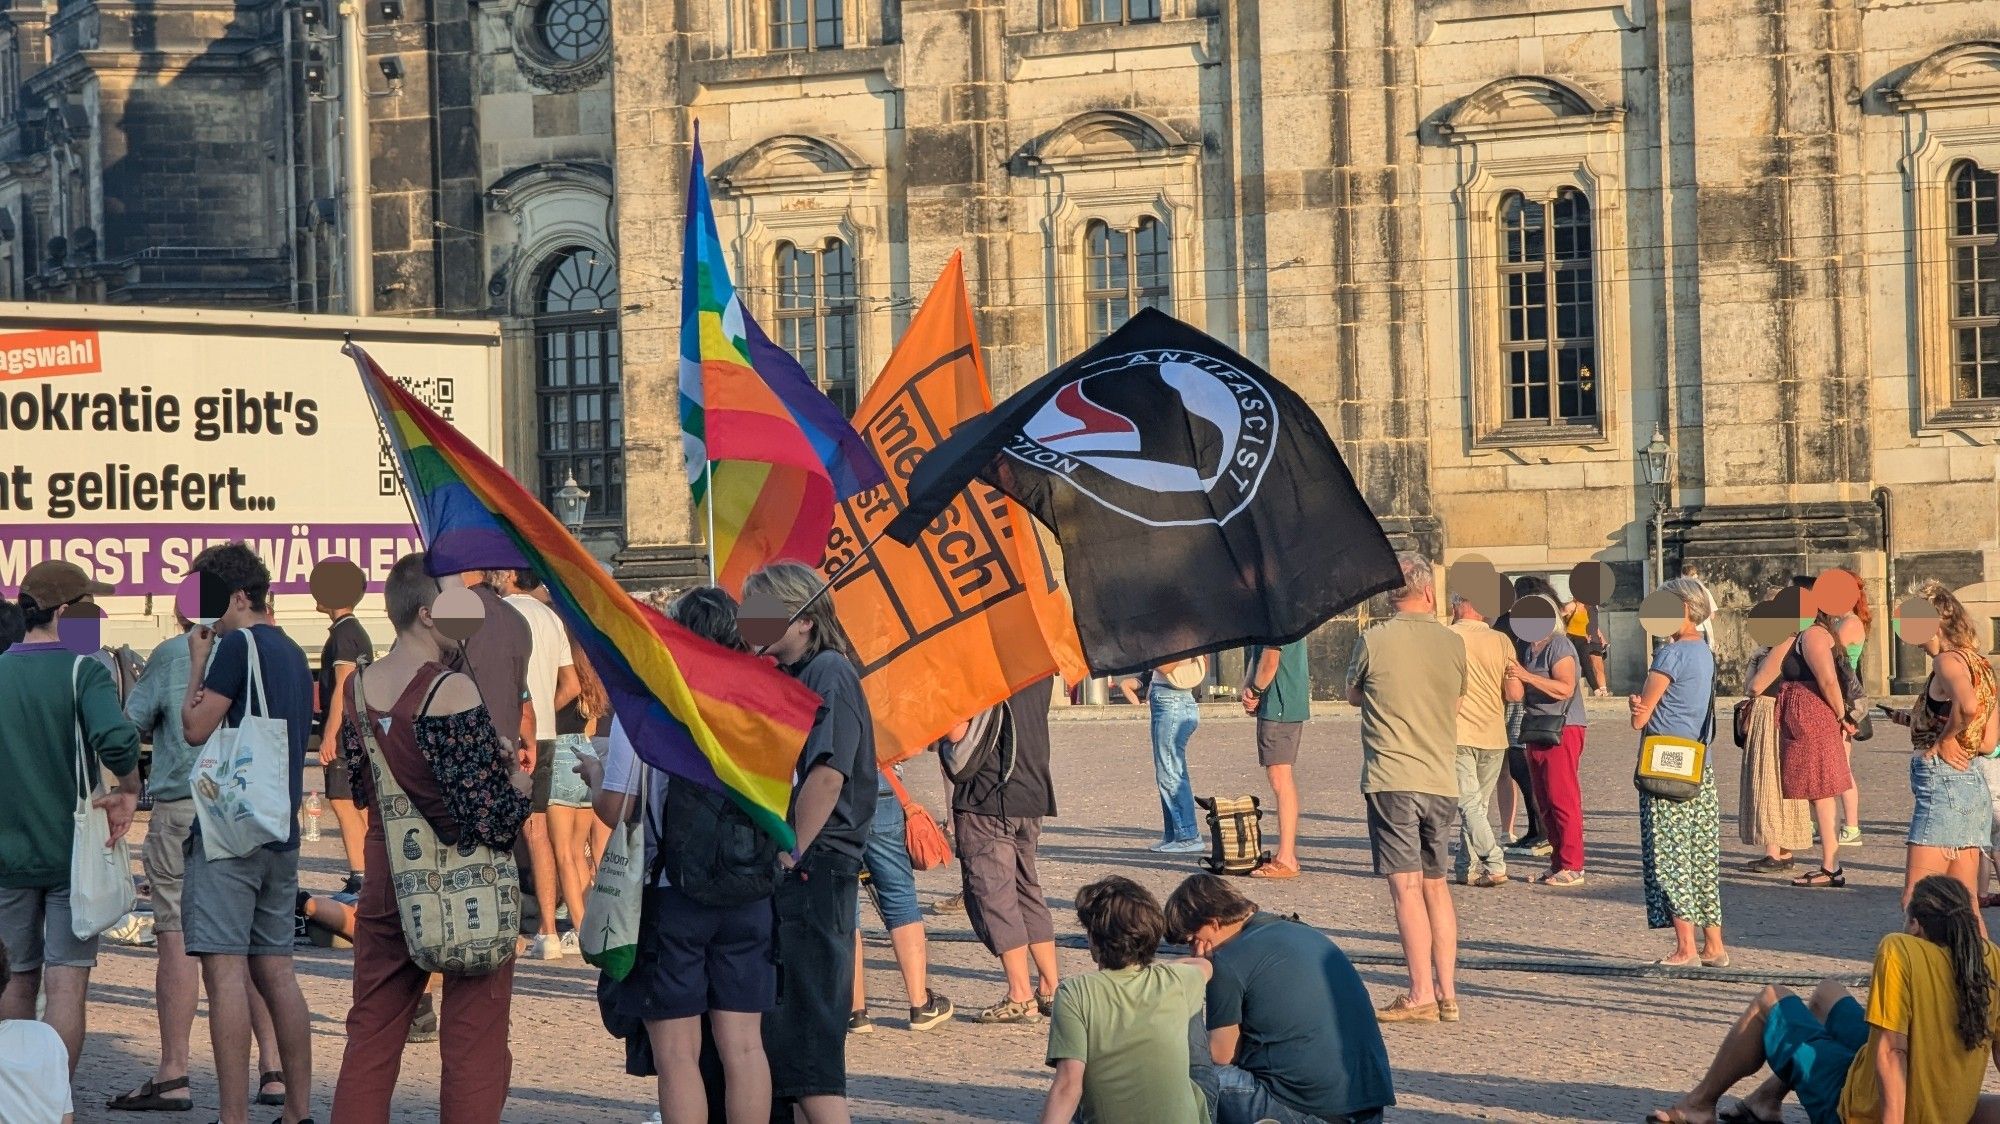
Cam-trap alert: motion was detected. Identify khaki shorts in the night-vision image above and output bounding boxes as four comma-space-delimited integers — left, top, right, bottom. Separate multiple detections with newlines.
142, 799, 198, 933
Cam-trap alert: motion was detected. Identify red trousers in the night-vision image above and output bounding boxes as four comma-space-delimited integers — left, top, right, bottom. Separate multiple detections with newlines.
331, 835, 516, 1124
1526, 725, 1588, 873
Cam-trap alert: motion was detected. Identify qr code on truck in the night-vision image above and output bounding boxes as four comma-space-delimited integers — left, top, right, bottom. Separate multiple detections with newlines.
377, 376, 457, 497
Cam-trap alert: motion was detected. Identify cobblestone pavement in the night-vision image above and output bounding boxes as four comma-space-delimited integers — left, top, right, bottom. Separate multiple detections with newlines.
68, 704, 1984, 1122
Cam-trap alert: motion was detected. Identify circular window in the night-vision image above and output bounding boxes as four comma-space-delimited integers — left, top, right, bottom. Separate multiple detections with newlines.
536, 0, 609, 63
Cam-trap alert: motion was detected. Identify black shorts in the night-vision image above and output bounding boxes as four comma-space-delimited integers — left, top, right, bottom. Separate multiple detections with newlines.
765, 847, 861, 1103
530, 740, 557, 813
619, 885, 776, 1021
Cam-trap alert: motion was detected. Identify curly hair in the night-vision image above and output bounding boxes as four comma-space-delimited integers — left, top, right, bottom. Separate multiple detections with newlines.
1907, 875, 1994, 1051
1915, 580, 1981, 654
1076, 876, 1167, 970
191, 542, 273, 614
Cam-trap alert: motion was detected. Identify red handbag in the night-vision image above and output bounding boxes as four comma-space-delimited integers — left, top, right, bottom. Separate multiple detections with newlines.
884, 769, 952, 871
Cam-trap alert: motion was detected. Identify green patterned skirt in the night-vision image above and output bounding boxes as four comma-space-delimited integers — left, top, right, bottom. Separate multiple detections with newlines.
1639, 768, 1722, 929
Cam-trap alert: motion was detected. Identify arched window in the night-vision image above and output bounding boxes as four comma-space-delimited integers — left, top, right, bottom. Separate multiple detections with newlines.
770, 0, 842, 51
534, 246, 623, 522
773, 238, 860, 415
535, 0, 609, 62
1950, 160, 2000, 403
1084, 217, 1170, 345
1499, 188, 1597, 426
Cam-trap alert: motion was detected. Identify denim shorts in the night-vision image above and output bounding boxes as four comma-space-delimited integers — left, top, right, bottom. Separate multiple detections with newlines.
1908, 754, 1994, 850
548, 736, 594, 809
861, 785, 921, 930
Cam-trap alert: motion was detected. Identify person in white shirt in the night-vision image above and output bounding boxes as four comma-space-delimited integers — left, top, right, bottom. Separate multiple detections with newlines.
485, 569, 579, 960
1681, 563, 1718, 646
0, 938, 75, 1123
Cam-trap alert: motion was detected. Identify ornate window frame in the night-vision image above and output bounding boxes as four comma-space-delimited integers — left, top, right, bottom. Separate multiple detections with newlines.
711, 134, 888, 399
1886, 41, 2000, 430
530, 246, 625, 526
1023, 109, 1203, 361
1438, 76, 1627, 449
492, 0, 612, 93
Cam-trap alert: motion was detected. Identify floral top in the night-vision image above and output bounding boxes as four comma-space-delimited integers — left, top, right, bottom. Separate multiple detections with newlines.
1911, 649, 1999, 760
339, 705, 530, 850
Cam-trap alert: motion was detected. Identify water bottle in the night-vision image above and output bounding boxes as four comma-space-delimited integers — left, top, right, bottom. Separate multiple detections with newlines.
303, 790, 323, 842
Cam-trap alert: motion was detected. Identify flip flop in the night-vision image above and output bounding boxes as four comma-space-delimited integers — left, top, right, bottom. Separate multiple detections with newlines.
1250, 861, 1300, 880
107, 1076, 193, 1112
1719, 1105, 1782, 1124
254, 1071, 286, 1107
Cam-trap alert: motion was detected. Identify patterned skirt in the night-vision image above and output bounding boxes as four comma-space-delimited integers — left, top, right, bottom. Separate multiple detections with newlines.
1640, 768, 1722, 929
1777, 682, 1853, 802
1738, 696, 1814, 851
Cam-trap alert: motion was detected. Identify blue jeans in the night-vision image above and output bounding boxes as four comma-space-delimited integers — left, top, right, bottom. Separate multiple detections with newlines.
1187, 1017, 1383, 1124
1150, 686, 1201, 843
861, 775, 922, 930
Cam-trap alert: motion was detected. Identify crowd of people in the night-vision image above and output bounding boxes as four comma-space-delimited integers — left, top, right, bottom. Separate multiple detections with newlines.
1, 541, 1999, 1124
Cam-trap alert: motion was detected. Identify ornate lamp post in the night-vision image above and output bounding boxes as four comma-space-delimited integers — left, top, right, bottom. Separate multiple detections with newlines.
1641, 427, 1674, 590
553, 473, 591, 533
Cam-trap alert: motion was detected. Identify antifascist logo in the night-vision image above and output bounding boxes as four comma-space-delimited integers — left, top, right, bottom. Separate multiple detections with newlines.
1003, 348, 1279, 528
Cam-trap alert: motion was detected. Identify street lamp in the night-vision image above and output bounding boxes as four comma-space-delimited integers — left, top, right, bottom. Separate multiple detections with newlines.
1642, 427, 1673, 589
553, 473, 591, 533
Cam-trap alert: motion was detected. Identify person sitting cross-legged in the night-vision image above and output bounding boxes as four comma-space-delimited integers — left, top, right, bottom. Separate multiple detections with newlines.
1166, 875, 1394, 1124
1650, 874, 2000, 1124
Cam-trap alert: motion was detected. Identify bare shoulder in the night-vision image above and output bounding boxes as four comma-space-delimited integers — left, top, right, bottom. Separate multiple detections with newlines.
426, 672, 486, 716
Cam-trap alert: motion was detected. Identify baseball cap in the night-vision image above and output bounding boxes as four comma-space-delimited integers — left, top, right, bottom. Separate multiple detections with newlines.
18, 560, 114, 610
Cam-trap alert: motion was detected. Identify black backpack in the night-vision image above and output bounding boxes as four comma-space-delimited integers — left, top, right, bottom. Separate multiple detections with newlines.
655, 780, 781, 908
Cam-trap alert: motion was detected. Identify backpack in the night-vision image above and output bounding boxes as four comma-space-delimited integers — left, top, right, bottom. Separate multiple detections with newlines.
939, 702, 1015, 786
353, 668, 521, 976
657, 779, 780, 908
1196, 795, 1268, 876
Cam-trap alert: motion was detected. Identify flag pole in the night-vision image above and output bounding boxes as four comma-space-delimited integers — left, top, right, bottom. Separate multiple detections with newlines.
704, 460, 719, 584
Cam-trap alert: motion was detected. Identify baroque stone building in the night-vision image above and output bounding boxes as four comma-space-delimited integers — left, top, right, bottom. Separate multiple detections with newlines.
0, 0, 620, 535
610, 0, 2000, 693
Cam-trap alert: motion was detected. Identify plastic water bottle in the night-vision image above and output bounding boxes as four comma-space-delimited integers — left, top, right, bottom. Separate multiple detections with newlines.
303, 791, 323, 841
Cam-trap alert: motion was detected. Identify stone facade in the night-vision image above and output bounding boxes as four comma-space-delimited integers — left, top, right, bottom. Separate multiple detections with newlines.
611, 0, 2000, 694
0, 0, 617, 539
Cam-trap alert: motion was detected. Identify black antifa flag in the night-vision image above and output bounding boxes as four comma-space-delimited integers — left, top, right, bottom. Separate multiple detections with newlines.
885, 308, 1401, 676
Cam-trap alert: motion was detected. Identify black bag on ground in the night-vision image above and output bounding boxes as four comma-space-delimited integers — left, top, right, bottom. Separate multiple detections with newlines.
658, 781, 780, 909
1196, 795, 1267, 876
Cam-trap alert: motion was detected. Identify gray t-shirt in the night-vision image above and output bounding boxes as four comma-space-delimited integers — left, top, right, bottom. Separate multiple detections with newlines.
788, 649, 878, 860
1522, 633, 1586, 726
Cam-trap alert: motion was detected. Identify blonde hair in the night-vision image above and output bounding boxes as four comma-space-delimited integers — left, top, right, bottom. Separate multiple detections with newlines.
1917, 580, 1981, 653
743, 561, 857, 666
1658, 577, 1712, 628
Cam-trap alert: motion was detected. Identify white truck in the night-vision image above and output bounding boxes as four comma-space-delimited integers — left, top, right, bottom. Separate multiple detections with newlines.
0, 303, 504, 649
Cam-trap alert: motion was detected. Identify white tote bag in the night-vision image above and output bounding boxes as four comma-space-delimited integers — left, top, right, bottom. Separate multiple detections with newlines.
581, 761, 646, 981
68, 658, 136, 940
188, 633, 294, 860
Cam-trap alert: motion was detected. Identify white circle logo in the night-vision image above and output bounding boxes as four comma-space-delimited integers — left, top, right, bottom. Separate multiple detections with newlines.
1003, 349, 1280, 528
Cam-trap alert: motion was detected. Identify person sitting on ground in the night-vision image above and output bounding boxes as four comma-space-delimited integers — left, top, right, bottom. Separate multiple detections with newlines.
1165, 875, 1394, 1124
1649, 874, 2000, 1124
1039, 876, 1210, 1124
0, 936, 72, 1123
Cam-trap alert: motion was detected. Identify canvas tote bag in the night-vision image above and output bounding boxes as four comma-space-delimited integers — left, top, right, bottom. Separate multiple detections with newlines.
188, 633, 293, 860
68, 657, 137, 939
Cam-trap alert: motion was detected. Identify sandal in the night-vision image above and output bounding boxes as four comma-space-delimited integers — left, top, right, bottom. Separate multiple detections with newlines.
108, 1076, 193, 1112
1250, 860, 1300, 880
254, 1071, 285, 1107
1791, 866, 1846, 888
1719, 1105, 1783, 1124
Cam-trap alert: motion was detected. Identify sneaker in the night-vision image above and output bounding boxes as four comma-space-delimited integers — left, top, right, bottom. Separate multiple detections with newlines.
974, 996, 1042, 1024
1504, 837, 1553, 858
928, 893, 967, 916
560, 930, 581, 956
848, 1010, 876, 1034
408, 996, 439, 1043
1838, 826, 1863, 847
1149, 838, 1206, 855
909, 990, 954, 1031
526, 933, 565, 961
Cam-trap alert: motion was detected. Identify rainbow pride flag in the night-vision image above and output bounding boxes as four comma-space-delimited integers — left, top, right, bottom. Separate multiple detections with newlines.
350, 342, 818, 848
678, 131, 884, 594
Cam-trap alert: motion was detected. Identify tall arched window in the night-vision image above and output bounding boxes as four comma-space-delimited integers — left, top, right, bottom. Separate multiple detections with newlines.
1499, 188, 1597, 427
1084, 217, 1170, 345
1950, 160, 2000, 403
773, 238, 859, 415
534, 246, 623, 522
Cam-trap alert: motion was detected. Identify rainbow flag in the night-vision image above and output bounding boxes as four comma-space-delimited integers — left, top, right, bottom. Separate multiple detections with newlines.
350, 343, 817, 848
678, 130, 884, 594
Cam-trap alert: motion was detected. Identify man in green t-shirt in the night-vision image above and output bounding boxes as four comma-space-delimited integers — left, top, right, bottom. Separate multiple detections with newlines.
1242, 639, 1310, 878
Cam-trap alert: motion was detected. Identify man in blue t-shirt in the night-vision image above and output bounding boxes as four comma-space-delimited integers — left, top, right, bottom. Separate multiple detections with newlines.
179, 543, 316, 1124
1168, 874, 1395, 1124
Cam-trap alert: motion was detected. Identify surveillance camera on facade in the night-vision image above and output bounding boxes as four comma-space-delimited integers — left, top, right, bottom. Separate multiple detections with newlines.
376, 0, 403, 20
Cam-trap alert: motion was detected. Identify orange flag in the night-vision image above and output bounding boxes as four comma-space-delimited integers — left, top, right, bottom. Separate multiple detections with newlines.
823, 252, 1089, 765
